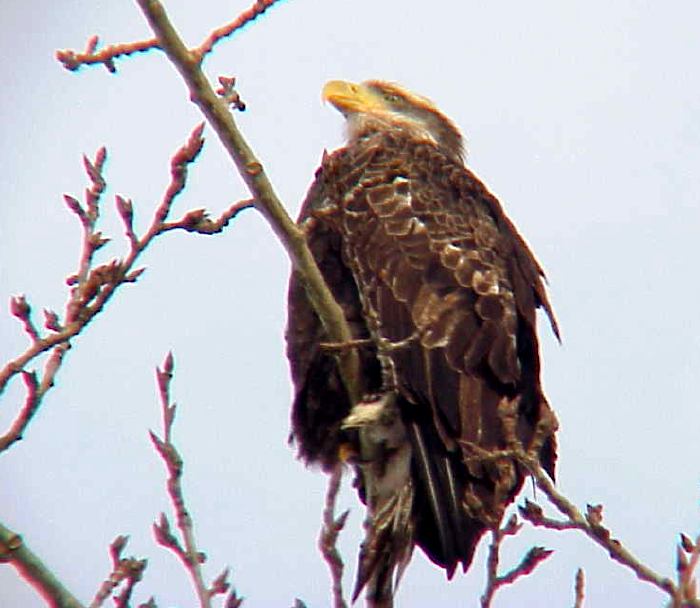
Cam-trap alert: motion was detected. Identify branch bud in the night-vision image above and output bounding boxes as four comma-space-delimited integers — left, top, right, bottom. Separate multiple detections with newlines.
10, 295, 30, 320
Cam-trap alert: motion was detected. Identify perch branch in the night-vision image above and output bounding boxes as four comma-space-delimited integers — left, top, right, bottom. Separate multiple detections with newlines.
0, 521, 85, 608
135, 0, 361, 405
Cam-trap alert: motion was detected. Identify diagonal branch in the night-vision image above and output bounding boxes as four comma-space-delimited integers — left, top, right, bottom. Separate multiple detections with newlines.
0, 521, 86, 608
194, 0, 284, 60
493, 403, 688, 604
135, 0, 361, 406
519, 455, 677, 596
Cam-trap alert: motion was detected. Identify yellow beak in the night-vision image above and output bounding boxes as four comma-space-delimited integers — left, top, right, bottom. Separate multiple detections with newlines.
322, 80, 385, 115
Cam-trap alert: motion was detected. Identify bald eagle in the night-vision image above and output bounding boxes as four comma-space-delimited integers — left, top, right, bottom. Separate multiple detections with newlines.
286, 80, 558, 605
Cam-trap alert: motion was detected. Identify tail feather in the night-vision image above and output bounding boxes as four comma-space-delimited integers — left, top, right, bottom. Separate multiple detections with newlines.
406, 421, 457, 574
406, 417, 486, 575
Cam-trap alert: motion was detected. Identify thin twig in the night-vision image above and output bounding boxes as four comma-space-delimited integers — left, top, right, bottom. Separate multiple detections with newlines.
10, 296, 40, 342
150, 353, 211, 608
194, 0, 284, 60
160, 199, 254, 234
318, 465, 349, 608
519, 458, 677, 596
319, 337, 373, 352
480, 514, 553, 608
90, 536, 147, 608
0, 521, 85, 608
56, 35, 159, 73
573, 568, 585, 608
0, 123, 240, 453
491, 401, 681, 601
150, 353, 242, 608
676, 534, 700, 607
56, 0, 282, 73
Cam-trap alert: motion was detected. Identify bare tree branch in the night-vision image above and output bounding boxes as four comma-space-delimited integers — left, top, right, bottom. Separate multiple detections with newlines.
56, 0, 283, 72
150, 353, 242, 608
318, 465, 349, 608
0, 123, 246, 453
160, 199, 254, 234
491, 402, 697, 607
676, 534, 700, 608
194, 0, 284, 60
134, 0, 362, 406
89, 536, 148, 608
57, 35, 158, 73
150, 353, 211, 608
0, 521, 86, 608
480, 514, 553, 608
517, 460, 678, 598
5, 3, 691, 607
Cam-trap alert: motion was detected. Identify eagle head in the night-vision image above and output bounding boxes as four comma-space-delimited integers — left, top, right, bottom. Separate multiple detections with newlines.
322, 79, 464, 162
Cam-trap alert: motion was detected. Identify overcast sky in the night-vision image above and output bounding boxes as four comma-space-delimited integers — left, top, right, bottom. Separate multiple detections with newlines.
1, 1, 699, 606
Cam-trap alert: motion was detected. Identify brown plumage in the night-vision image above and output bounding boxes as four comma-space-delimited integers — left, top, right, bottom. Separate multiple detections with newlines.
286, 80, 558, 606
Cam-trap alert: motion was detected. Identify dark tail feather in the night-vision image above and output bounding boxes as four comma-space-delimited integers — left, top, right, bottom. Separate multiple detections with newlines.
407, 422, 456, 573
407, 420, 485, 575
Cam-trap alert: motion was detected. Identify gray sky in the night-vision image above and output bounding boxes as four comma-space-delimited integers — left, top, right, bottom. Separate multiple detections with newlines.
1, 1, 699, 606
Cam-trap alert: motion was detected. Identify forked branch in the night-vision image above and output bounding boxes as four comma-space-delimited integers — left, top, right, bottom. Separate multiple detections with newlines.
90, 536, 148, 608
480, 514, 553, 608
0, 124, 251, 454
56, 0, 282, 72
490, 401, 698, 607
